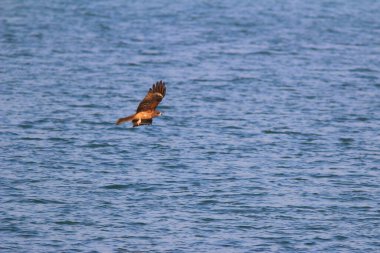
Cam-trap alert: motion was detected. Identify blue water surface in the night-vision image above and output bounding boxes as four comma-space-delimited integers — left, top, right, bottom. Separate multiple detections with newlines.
1, 0, 380, 252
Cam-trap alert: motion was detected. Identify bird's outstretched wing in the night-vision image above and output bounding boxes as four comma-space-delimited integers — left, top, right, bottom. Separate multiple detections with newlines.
136, 80, 166, 113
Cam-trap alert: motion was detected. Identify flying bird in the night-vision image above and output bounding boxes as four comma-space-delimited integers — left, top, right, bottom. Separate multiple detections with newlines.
116, 80, 166, 127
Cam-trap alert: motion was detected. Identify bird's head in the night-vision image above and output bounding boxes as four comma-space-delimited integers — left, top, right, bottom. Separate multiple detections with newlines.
154, 110, 162, 117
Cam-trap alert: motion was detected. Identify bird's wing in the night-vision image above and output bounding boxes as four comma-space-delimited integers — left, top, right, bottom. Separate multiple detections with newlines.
136, 80, 166, 113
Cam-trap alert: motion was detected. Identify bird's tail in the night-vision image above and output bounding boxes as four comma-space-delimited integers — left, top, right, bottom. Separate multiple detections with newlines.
116, 114, 135, 125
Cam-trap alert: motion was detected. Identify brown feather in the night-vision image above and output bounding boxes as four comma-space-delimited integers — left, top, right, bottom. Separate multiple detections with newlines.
136, 81, 166, 113
132, 118, 152, 127
116, 114, 136, 125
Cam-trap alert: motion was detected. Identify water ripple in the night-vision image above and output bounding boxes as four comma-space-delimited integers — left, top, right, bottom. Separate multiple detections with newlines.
1, 0, 380, 252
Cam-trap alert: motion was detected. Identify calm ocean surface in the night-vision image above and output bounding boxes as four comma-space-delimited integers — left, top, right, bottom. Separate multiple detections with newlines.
1, 1, 380, 252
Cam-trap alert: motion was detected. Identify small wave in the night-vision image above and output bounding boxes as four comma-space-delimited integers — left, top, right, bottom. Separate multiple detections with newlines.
23, 198, 65, 204
262, 130, 319, 137
82, 142, 112, 148
55, 220, 81, 225
349, 67, 377, 73
18, 123, 33, 129
102, 184, 130, 190
339, 137, 354, 145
